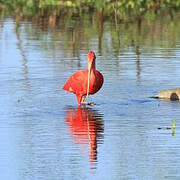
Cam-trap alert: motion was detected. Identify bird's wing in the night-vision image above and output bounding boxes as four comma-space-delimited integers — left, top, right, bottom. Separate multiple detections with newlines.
95, 70, 104, 92
63, 70, 88, 95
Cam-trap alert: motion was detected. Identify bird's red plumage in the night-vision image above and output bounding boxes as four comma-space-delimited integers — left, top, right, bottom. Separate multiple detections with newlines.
63, 70, 103, 95
62, 51, 103, 105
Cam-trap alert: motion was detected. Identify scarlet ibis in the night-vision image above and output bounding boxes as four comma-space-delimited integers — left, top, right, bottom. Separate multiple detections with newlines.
63, 51, 104, 106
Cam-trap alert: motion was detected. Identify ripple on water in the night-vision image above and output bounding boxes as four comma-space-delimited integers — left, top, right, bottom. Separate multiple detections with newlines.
1, 15, 180, 180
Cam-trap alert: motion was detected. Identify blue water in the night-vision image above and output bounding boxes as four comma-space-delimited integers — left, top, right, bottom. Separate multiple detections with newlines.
1, 16, 180, 179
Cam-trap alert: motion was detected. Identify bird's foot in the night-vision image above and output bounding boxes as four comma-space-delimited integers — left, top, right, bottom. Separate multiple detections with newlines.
88, 102, 95, 106
81, 102, 95, 106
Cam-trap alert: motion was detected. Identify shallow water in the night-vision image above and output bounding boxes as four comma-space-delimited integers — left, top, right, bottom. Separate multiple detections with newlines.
1, 14, 180, 179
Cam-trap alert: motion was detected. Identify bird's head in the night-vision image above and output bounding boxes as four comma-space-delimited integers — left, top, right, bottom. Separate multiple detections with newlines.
88, 51, 96, 63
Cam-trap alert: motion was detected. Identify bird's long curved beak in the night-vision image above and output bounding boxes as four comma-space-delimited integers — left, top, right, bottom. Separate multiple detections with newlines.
87, 62, 92, 100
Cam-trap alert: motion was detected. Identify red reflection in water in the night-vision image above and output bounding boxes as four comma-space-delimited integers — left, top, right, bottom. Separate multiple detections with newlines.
65, 107, 104, 167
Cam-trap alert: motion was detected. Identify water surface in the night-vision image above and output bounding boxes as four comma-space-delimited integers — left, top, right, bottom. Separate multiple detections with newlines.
1, 14, 180, 179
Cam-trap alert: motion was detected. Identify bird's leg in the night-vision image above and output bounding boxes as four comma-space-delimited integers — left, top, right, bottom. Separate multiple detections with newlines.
76, 95, 83, 106
80, 96, 88, 105
81, 96, 95, 106
82, 96, 86, 103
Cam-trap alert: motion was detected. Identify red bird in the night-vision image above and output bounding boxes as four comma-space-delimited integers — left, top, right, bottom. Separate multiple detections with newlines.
63, 51, 104, 106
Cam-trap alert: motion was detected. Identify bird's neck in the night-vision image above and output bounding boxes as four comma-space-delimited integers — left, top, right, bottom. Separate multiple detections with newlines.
90, 68, 96, 83
88, 59, 96, 79
90, 60, 96, 72
90, 64, 96, 77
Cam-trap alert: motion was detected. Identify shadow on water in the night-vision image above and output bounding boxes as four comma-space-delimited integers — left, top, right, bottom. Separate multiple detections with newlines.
64, 106, 104, 169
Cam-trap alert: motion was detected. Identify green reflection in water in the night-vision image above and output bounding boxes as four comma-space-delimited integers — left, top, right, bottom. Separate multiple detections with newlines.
2, 11, 179, 57
1, 0, 180, 20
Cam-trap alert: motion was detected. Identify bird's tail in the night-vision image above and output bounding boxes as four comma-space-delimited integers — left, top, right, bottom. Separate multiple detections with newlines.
62, 83, 68, 91
62, 80, 73, 92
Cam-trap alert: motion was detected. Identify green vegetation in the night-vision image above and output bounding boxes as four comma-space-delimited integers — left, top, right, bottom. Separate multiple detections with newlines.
1, 0, 180, 63
0, 0, 180, 20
